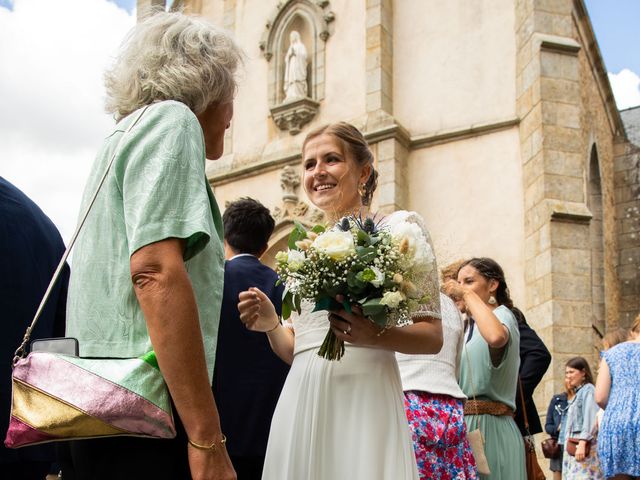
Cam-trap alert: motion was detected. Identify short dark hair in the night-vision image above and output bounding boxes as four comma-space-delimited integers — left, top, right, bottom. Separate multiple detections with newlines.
223, 198, 275, 255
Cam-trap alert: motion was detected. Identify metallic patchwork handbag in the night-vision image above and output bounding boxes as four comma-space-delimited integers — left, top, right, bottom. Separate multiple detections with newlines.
4, 106, 176, 448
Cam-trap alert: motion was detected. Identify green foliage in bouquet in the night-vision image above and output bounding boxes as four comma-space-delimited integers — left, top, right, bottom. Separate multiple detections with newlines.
275, 215, 432, 361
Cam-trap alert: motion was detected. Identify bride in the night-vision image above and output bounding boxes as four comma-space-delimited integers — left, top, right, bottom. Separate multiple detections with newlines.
238, 122, 443, 479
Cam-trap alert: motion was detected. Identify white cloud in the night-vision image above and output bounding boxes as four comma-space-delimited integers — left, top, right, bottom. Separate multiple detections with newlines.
0, 0, 134, 242
608, 69, 640, 110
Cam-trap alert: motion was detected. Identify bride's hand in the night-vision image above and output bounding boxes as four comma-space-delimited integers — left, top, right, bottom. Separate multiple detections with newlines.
238, 287, 279, 332
329, 301, 385, 347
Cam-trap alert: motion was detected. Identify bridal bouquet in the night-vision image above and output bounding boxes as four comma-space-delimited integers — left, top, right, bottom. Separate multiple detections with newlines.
275, 214, 435, 360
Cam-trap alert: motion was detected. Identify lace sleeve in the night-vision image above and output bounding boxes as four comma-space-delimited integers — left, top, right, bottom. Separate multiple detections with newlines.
384, 210, 441, 322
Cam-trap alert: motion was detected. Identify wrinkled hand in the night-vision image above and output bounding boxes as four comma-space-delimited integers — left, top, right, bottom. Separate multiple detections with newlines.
329, 295, 385, 347
575, 442, 587, 462
237, 287, 279, 332
188, 445, 236, 480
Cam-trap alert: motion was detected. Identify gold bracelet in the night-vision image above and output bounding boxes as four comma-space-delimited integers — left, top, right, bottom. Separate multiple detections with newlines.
188, 434, 227, 452
266, 320, 281, 333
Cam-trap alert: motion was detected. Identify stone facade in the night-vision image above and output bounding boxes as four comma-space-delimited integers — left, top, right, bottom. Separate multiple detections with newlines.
139, 0, 640, 439
617, 107, 640, 326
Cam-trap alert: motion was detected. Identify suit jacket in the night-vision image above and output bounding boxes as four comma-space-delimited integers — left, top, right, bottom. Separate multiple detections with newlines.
0, 177, 68, 464
514, 320, 552, 436
212, 255, 289, 458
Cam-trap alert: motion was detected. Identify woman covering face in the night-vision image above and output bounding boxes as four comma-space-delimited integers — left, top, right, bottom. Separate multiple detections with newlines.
238, 122, 443, 480
442, 257, 527, 479
63, 12, 242, 480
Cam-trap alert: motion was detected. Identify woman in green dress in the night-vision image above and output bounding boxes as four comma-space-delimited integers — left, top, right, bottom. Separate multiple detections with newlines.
443, 257, 526, 480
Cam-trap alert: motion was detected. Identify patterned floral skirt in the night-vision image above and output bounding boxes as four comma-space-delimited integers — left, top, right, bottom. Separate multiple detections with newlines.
404, 391, 478, 480
561, 441, 604, 479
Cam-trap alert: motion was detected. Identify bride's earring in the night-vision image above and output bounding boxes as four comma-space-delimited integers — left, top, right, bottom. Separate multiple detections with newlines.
357, 183, 366, 198
488, 295, 497, 305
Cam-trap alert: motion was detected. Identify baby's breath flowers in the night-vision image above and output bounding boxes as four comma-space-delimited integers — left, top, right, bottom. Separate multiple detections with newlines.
275, 214, 433, 360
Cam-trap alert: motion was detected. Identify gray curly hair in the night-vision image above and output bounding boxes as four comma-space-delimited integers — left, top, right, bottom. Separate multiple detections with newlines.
105, 11, 243, 121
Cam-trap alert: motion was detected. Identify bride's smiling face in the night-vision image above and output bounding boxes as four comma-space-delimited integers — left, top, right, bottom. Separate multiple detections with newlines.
302, 133, 368, 216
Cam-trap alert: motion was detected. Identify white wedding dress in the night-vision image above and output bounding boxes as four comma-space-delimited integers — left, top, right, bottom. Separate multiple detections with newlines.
261, 307, 419, 480
262, 211, 434, 480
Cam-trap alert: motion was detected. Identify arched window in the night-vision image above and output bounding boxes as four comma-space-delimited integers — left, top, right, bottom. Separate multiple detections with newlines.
587, 144, 605, 338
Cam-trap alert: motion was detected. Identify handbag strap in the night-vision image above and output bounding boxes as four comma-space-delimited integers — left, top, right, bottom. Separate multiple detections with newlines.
518, 376, 531, 433
463, 337, 481, 424
518, 375, 538, 453
12, 106, 149, 365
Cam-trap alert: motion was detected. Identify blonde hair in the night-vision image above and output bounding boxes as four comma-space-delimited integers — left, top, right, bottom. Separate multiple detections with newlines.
602, 328, 629, 350
105, 11, 243, 120
632, 313, 640, 337
441, 259, 467, 283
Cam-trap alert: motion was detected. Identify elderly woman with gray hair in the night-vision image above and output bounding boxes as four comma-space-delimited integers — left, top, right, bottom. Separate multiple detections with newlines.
61, 12, 242, 480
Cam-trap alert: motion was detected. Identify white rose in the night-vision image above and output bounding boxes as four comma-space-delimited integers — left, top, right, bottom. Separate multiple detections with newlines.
312, 230, 355, 261
390, 221, 433, 270
287, 250, 306, 271
379, 290, 406, 309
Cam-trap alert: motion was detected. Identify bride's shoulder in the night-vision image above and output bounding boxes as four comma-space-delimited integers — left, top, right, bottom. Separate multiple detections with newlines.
380, 210, 427, 228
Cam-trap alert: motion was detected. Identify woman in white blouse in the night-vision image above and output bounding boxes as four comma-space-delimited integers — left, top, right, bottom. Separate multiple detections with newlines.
397, 293, 478, 479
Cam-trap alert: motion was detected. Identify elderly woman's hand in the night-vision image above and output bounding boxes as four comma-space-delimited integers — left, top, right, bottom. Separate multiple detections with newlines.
188, 446, 236, 480
238, 287, 279, 332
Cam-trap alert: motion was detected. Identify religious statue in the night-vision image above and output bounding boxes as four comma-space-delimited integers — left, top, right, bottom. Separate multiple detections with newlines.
283, 31, 308, 101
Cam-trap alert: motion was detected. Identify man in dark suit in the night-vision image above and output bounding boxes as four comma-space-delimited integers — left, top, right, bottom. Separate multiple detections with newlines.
212, 198, 289, 480
0, 177, 68, 479
512, 308, 552, 437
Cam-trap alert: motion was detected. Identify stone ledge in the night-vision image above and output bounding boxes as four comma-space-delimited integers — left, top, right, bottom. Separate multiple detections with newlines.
549, 200, 593, 224
411, 117, 520, 149
270, 98, 320, 135
535, 33, 581, 56
208, 117, 520, 185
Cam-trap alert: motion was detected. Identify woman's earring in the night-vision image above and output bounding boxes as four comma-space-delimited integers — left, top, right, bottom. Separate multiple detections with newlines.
357, 183, 366, 198
488, 295, 497, 305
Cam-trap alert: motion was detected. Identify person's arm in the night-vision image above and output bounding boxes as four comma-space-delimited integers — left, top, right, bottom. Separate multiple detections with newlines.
595, 358, 611, 409
518, 320, 552, 398
545, 397, 558, 436
572, 387, 599, 462
442, 280, 509, 348
131, 238, 235, 480
328, 306, 443, 354
238, 287, 295, 364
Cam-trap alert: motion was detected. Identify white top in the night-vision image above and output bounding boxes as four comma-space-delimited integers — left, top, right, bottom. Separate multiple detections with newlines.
396, 293, 467, 399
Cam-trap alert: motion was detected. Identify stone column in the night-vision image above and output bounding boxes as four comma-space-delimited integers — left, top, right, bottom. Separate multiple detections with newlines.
365, 0, 408, 213
516, 0, 595, 407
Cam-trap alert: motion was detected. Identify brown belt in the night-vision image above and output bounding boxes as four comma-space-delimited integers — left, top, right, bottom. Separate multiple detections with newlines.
464, 399, 514, 417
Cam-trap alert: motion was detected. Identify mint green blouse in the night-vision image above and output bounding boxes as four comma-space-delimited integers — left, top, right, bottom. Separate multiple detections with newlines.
66, 100, 224, 380
459, 305, 521, 410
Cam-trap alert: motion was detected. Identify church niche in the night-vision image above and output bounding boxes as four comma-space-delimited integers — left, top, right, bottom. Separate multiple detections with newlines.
259, 0, 335, 135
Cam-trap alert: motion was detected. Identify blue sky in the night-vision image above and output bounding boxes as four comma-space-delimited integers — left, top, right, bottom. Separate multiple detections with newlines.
584, 0, 640, 74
